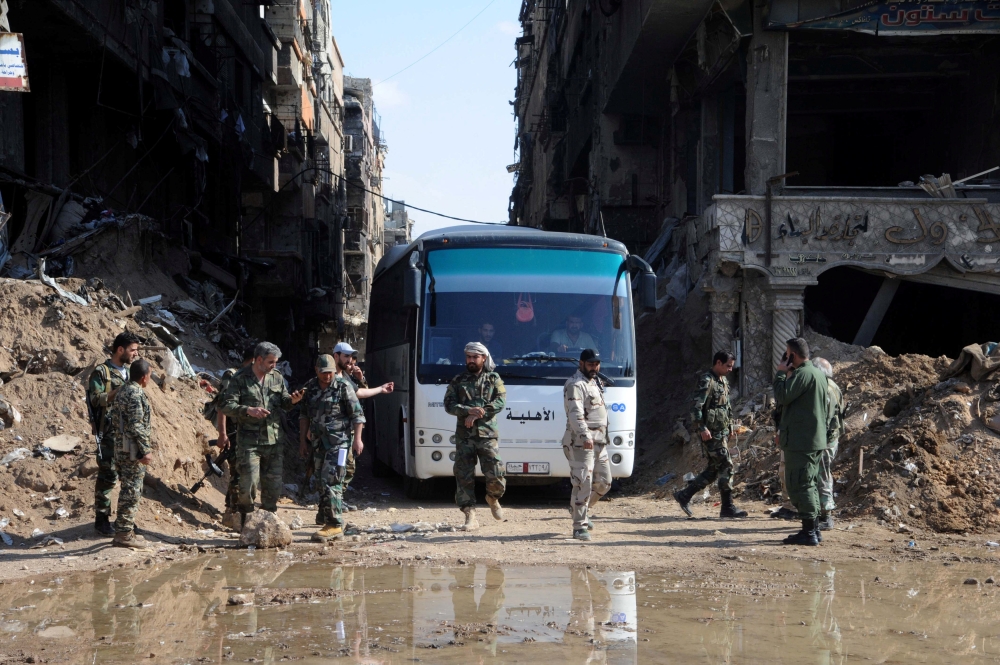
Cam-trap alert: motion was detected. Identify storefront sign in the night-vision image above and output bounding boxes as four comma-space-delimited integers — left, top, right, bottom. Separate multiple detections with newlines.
0, 32, 29, 92
768, 0, 1000, 34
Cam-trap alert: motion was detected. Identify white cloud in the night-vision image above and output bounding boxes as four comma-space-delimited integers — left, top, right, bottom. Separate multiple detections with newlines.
496, 20, 520, 36
374, 80, 409, 108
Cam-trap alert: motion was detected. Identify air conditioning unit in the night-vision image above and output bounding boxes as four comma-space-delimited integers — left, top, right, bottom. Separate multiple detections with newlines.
343, 134, 353, 152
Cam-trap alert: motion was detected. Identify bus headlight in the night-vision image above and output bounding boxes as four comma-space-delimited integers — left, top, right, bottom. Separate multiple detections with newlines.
449, 435, 456, 444
431, 451, 442, 461
432, 434, 443, 443
419, 438, 425, 444
449, 451, 456, 461
613, 436, 623, 446
628, 440, 634, 447
612, 453, 623, 464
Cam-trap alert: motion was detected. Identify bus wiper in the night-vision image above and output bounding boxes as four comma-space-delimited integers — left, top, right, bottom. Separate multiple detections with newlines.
502, 356, 578, 363
496, 372, 566, 381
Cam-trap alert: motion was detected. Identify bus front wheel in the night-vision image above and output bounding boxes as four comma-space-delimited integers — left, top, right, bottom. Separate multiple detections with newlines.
403, 475, 436, 500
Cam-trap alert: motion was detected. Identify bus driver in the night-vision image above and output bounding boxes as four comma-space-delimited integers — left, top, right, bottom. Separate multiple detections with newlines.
551, 315, 598, 354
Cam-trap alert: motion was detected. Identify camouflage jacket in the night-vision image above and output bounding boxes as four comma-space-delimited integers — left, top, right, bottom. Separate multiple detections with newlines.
826, 379, 846, 446
87, 360, 130, 439
218, 366, 295, 447
690, 370, 732, 437
301, 375, 365, 450
110, 381, 152, 457
218, 367, 238, 437
562, 370, 608, 446
443, 370, 506, 439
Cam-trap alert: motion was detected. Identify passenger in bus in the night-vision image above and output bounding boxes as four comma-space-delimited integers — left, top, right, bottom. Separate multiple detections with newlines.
476, 321, 504, 362
551, 315, 598, 354
562, 349, 611, 541
443, 342, 507, 531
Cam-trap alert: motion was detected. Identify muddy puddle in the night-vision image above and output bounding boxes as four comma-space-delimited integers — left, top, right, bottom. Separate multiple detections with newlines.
1, 551, 1000, 663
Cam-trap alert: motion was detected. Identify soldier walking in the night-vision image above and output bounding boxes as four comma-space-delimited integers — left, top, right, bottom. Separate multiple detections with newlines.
813, 357, 845, 532
774, 337, 829, 546
213, 346, 254, 530
674, 351, 748, 519
444, 342, 507, 531
562, 349, 612, 541
299, 354, 365, 542
219, 342, 304, 527
109, 359, 153, 549
87, 331, 141, 536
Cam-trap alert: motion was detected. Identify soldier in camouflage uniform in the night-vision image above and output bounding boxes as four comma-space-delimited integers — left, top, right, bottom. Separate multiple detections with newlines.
109, 359, 154, 549
444, 342, 507, 531
813, 358, 845, 532
299, 354, 365, 541
219, 342, 304, 525
87, 331, 141, 536
673, 351, 748, 519
215, 348, 254, 530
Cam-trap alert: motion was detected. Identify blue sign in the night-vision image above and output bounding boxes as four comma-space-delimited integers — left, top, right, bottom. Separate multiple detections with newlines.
610, 403, 626, 412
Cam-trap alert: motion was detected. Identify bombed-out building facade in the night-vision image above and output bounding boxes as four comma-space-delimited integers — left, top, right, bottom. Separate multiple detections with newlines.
511, 0, 1000, 396
0, 0, 396, 374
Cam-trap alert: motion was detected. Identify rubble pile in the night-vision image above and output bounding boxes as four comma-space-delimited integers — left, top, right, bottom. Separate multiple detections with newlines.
0, 221, 245, 543
635, 288, 1000, 534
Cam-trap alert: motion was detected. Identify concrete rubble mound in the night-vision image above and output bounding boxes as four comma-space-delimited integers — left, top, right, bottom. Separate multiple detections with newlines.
240, 510, 293, 549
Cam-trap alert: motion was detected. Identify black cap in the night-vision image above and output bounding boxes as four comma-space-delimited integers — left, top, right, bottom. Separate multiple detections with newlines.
580, 348, 600, 362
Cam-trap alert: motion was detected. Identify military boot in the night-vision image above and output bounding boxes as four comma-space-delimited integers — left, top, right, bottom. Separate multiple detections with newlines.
461, 507, 479, 532
112, 530, 147, 549
312, 524, 343, 542
672, 485, 697, 518
573, 528, 591, 541
239, 509, 251, 532
817, 512, 835, 531
94, 513, 115, 536
485, 495, 504, 521
782, 519, 820, 546
719, 491, 748, 518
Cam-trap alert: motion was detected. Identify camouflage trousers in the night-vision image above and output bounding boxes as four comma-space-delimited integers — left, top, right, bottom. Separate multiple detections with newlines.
238, 444, 282, 513
688, 435, 735, 493
563, 442, 611, 531
94, 437, 119, 516
454, 436, 505, 509
818, 440, 839, 513
113, 454, 146, 533
318, 446, 348, 527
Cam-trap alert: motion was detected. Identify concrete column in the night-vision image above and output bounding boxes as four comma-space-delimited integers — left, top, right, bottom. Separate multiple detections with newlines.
698, 94, 719, 213
744, 0, 788, 195
768, 287, 804, 371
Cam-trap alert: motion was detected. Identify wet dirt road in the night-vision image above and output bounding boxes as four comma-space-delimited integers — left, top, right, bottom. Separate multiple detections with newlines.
2, 551, 1000, 664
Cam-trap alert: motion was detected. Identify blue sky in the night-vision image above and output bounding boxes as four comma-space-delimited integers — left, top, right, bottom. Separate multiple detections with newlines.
331, 0, 521, 237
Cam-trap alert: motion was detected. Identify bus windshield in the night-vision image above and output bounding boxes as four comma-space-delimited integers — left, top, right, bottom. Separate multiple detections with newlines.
417, 247, 636, 385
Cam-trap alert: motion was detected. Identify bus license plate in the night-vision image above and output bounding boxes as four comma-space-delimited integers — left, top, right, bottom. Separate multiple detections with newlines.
507, 462, 549, 475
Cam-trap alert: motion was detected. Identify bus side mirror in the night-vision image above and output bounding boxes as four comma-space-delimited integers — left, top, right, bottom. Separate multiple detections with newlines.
403, 254, 421, 308
640, 272, 657, 313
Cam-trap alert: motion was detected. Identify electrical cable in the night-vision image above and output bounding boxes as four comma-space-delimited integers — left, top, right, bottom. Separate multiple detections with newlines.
241, 166, 506, 234
374, 0, 498, 86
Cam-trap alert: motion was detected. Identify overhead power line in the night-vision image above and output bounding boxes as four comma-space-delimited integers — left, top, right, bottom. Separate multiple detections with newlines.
374, 0, 498, 87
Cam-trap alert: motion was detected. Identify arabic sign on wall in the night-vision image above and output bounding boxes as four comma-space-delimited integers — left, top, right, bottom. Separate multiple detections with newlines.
711, 196, 1000, 281
0, 32, 28, 92
767, 0, 1000, 34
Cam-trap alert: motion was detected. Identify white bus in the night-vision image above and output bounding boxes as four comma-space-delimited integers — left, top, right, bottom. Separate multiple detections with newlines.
364, 225, 656, 499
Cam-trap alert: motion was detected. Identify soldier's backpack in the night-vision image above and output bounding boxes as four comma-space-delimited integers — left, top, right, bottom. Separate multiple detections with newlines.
86, 363, 113, 437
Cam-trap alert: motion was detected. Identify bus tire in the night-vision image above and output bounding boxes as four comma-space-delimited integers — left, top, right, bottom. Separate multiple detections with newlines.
403, 475, 436, 500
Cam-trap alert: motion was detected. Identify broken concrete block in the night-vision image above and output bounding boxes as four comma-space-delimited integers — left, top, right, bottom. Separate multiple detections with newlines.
77, 457, 100, 478
239, 510, 293, 549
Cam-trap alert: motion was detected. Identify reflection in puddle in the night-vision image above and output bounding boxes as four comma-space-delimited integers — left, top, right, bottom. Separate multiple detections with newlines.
0, 556, 997, 662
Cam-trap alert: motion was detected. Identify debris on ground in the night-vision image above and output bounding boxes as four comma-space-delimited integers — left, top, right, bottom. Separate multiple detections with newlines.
240, 510, 293, 549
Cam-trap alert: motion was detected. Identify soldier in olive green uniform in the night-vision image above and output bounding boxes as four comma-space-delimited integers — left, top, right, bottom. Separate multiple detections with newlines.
775, 337, 829, 546
443, 342, 507, 531
674, 351, 748, 519
218, 342, 304, 523
300, 354, 365, 541
212, 348, 254, 529
108, 359, 154, 549
87, 332, 141, 536
813, 358, 845, 532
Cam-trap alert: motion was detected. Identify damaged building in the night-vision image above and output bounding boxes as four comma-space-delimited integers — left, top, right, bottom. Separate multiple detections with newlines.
511, 0, 1000, 396
0, 0, 394, 375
